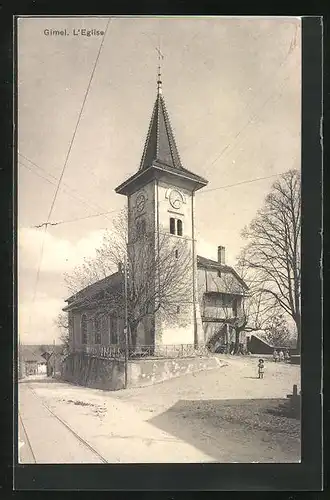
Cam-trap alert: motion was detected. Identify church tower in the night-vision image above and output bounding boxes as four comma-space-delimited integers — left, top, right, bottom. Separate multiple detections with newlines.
115, 70, 208, 350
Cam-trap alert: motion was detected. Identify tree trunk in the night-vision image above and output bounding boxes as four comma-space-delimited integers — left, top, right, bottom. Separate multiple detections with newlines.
129, 323, 138, 348
294, 314, 301, 354
234, 328, 240, 354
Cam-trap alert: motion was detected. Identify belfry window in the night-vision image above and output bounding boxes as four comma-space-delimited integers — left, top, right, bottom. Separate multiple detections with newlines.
177, 219, 183, 236
170, 217, 176, 235
169, 217, 183, 236
81, 314, 88, 345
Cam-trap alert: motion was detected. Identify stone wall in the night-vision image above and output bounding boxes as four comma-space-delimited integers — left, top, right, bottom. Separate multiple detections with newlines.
61, 352, 224, 391
127, 355, 224, 388
61, 352, 125, 391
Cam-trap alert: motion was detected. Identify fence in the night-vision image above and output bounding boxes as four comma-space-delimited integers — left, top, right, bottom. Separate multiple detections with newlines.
72, 343, 209, 360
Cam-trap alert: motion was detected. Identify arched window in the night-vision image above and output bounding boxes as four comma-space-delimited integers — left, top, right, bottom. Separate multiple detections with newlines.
177, 219, 183, 236
94, 316, 101, 344
170, 217, 175, 235
109, 315, 118, 344
81, 314, 88, 345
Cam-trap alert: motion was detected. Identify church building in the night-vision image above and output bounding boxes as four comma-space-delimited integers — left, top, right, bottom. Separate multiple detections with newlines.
63, 71, 248, 355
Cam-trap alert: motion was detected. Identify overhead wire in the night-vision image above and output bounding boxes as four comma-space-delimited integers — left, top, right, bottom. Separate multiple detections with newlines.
19, 155, 113, 221
27, 170, 286, 228
180, 23, 299, 158
28, 17, 111, 330
23, 24, 298, 231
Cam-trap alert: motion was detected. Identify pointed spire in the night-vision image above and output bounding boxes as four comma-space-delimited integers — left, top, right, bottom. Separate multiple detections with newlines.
139, 65, 183, 171
157, 65, 162, 95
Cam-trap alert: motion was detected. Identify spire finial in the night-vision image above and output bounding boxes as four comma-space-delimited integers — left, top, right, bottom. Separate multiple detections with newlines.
155, 44, 164, 95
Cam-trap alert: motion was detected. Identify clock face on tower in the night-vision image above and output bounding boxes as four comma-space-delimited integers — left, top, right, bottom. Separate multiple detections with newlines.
169, 189, 183, 210
135, 193, 146, 213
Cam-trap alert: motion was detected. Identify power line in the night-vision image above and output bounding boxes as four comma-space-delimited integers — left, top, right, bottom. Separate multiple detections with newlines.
28, 18, 111, 328
199, 32, 299, 173
202, 71, 295, 175
19, 157, 113, 220
198, 171, 286, 194
45, 19, 111, 225
32, 209, 118, 229
28, 170, 286, 228
180, 24, 298, 159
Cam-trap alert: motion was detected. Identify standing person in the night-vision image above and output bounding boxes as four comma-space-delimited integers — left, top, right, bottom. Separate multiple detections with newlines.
279, 350, 284, 362
284, 350, 290, 363
273, 349, 279, 362
258, 359, 265, 379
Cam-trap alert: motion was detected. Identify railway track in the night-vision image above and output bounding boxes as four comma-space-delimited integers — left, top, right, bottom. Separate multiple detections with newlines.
19, 384, 108, 464
18, 411, 37, 463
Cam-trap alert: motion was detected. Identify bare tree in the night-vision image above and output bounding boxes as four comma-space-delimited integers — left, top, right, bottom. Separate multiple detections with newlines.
64, 208, 193, 349
263, 313, 296, 348
239, 169, 301, 351
55, 312, 70, 356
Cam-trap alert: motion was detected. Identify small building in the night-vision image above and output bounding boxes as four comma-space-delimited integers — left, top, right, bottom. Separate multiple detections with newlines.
19, 345, 64, 377
197, 248, 249, 352
246, 332, 293, 355
19, 346, 47, 377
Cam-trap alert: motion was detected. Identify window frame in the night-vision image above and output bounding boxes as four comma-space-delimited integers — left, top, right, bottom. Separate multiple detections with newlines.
81, 313, 88, 345
94, 316, 102, 344
177, 219, 183, 236
109, 314, 118, 345
170, 217, 176, 235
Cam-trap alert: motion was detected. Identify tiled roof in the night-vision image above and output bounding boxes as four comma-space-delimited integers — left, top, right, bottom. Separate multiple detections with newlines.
63, 271, 123, 311
197, 255, 249, 291
19, 345, 54, 363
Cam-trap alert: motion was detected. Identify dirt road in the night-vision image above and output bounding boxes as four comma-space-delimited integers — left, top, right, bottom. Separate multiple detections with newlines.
18, 355, 300, 463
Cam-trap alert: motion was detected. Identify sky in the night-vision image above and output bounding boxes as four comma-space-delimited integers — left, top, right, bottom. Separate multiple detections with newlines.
17, 16, 301, 344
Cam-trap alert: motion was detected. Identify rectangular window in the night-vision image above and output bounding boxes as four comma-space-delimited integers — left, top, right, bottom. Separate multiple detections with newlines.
170, 217, 176, 235
175, 249, 179, 258
177, 219, 183, 236
177, 305, 180, 313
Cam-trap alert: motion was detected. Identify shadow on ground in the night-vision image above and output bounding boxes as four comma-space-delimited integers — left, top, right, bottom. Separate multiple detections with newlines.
148, 398, 301, 463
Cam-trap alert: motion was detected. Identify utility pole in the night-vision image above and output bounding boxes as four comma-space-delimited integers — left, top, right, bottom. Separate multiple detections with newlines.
124, 255, 129, 389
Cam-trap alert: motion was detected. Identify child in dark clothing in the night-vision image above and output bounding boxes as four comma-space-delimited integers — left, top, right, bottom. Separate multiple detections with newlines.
258, 359, 265, 379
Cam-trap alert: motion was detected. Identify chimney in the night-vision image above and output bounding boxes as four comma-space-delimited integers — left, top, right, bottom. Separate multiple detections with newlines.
217, 246, 225, 265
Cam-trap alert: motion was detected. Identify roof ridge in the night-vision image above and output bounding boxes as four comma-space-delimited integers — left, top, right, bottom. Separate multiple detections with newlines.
159, 94, 183, 169
139, 90, 183, 171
